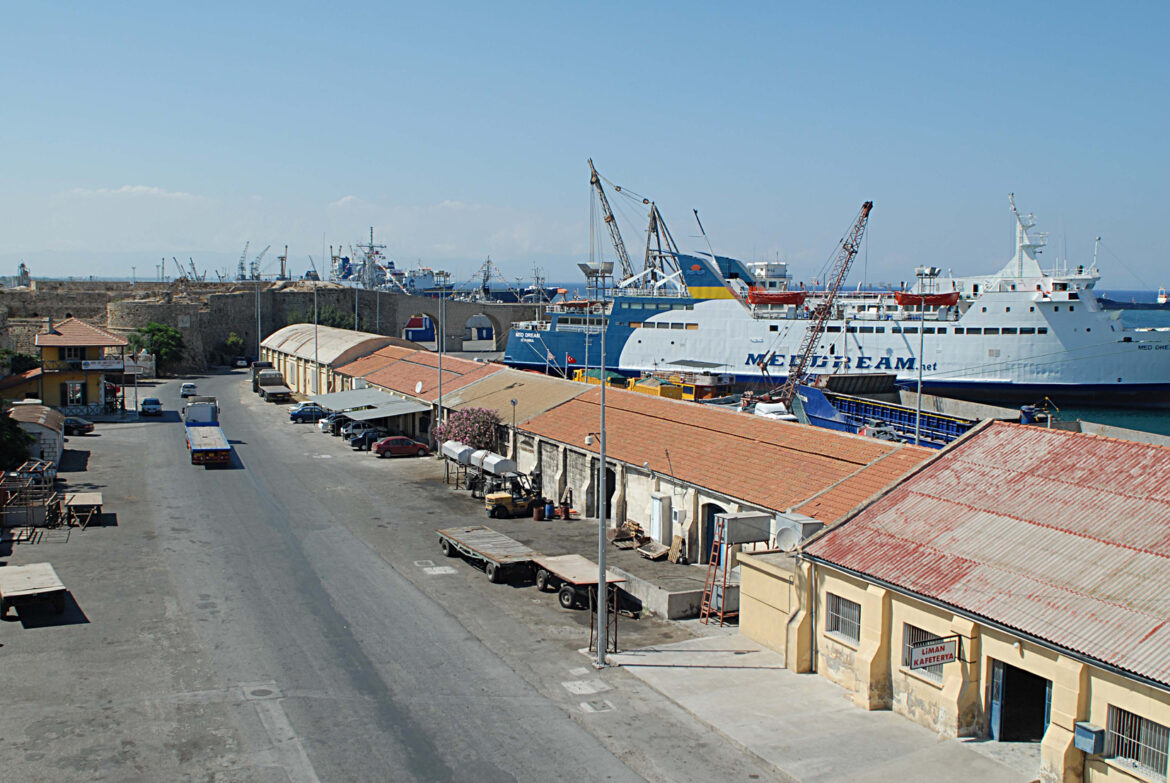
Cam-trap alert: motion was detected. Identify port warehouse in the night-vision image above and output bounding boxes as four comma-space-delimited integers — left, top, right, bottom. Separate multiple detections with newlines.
738, 422, 1170, 783
263, 323, 1170, 781
261, 324, 932, 565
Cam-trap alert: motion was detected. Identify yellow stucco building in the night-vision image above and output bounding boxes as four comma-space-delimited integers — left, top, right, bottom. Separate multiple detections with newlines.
741, 422, 1170, 783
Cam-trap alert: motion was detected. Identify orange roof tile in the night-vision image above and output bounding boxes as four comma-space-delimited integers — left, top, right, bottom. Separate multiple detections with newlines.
524, 387, 931, 521
35, 318, 128, 348
333, 345, 419, 378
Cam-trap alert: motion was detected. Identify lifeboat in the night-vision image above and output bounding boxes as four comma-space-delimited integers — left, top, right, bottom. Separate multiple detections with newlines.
747, 288, 807, 306
894, 290, 960, 307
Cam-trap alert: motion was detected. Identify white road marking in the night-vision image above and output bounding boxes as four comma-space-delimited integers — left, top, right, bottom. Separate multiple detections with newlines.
561, 680, 612, 695
568, 667, 590, 677
423, 566, 457, 575
414, 560, 436, 568
247, 690, 321, 783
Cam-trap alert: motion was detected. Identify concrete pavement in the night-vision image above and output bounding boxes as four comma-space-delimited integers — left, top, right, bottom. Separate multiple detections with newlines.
610, 634, 1035, 783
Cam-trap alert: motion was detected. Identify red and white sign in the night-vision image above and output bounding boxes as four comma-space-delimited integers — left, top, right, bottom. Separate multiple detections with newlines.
910, 637, 959, 670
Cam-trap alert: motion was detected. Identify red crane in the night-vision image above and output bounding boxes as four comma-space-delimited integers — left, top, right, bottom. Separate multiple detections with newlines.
773, 201, 874, 407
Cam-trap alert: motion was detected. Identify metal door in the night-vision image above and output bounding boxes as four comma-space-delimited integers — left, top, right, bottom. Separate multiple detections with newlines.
1044, 679, 1052, 730
989, 659, 1005, 741
650, 497, 664, 543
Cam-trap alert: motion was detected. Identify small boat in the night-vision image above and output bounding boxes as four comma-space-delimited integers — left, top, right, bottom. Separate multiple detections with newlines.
893, 290, 961, 307
1159, 287, 1168, 305
746, 288, 807, 306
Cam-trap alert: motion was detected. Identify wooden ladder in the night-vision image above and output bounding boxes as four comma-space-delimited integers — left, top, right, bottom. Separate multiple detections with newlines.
699, 514, 737, 626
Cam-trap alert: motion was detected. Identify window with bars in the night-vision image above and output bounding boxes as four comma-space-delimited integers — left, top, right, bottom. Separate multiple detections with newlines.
825, 593, 861, 644
1107, 705, 1169, 779
901, 624, 944, 682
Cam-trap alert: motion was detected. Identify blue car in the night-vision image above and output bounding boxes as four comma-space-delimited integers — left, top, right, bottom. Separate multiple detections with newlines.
289, 404, 327, 423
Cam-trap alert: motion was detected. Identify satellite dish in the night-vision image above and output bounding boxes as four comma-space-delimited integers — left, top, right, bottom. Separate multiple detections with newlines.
414, 381, 423, 394
774, 527, 802, 552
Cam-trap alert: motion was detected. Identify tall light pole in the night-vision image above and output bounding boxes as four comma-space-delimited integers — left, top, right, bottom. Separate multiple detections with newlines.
255, 278, 262, 362
436, 296, 445, 441
313, 281, 319, 394
510, 398, 518, 457
596, 296, 608, 667
913, 266, 940, 446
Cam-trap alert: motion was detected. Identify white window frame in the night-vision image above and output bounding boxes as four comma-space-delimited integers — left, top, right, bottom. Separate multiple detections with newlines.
1107, 705, 1169, 779
901, 623, 944, 683
825, 592, 861, 644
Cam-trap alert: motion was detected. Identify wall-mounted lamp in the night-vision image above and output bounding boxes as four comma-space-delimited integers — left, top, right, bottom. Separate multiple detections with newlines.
585, 432, 598, 447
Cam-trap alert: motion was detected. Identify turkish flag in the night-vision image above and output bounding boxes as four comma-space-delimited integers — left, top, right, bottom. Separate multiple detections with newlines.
566, 354, 577, 364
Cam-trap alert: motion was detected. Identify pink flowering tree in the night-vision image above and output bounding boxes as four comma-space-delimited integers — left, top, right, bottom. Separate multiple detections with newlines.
435, 407, 501, 450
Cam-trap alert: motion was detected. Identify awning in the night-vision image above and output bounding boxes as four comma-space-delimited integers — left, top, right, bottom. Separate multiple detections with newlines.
345, 399, 430, 421
308, 388, 399, 411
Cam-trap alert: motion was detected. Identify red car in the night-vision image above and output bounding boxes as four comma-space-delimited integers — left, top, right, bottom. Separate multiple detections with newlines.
373, 436, 430, 458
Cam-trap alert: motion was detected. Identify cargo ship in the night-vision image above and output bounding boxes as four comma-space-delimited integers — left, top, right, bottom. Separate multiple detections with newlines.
503, 198, 1170, 405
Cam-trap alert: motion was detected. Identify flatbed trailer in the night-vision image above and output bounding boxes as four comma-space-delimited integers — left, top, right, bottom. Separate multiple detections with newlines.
436, 525, 537, 583
531, 554, 626, 609
0, 562, 67, 616
187, 425, 231, 465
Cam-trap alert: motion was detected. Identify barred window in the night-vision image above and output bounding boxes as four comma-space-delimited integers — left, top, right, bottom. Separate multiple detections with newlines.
901, 624, 943, 682
825, 593, 860, 644
1107, 706, 1169, 778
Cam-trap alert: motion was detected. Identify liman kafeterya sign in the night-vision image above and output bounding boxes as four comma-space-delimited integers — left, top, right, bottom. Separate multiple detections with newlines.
910, 637, 959, 670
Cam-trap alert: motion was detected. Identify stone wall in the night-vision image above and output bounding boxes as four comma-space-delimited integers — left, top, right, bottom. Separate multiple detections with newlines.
0, 281, 539, 373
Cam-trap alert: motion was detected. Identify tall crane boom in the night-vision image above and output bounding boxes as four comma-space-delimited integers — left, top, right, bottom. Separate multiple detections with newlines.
775, 201, 874, 407
588, 158, 635, 281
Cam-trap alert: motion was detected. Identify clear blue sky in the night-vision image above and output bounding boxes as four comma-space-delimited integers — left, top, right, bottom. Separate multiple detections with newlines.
2, 1, 1167, 291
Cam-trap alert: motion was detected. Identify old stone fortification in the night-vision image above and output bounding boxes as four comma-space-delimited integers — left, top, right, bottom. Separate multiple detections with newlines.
0, 280, 538, 371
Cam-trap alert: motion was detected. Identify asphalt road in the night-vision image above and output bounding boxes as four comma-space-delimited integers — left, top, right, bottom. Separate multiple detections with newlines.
0, 369, 775, 782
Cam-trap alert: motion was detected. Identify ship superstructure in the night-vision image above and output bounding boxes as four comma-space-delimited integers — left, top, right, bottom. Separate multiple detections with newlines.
504, 185, 1170, 405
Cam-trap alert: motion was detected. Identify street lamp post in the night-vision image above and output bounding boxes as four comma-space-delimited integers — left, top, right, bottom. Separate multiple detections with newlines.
510, 398, 518, 458
313, 281, 319, 395
913, 266, 940, 446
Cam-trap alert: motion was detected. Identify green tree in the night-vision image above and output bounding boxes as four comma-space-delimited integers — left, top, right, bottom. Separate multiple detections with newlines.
223, 332, 245, 355
0, 350, 41, 375
133, 322, 185, 373
0, 409, 33, 470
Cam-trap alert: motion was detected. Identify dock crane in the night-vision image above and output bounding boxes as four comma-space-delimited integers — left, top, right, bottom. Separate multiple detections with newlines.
588, 158, 635, 282
236, 241, 250, 281
771, 201, 874, 408
249, 245, 271, 280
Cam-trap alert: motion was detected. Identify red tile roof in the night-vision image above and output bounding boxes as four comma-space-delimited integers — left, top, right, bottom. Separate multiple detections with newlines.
363, 353, 503, 402
333, 345, 419, 378
0, 367, 43, 391
804, 421, 1170, 687
523, 387, 930, 522
35, 318, 128, 348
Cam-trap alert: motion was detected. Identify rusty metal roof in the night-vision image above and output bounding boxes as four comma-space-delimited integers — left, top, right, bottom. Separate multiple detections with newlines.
805, 421, 1170, 687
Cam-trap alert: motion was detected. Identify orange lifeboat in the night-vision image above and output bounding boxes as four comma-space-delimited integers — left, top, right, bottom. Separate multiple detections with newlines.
747, 288, 807, 306
894, 290, 960, 307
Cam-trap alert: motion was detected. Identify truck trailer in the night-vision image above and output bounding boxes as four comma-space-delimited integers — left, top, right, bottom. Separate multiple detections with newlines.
184, 397, 231, 466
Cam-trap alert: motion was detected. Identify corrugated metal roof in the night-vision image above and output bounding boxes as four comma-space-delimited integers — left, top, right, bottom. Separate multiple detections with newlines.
308, 388, 396, 410
364, 357, 502, 402
261, 324, 400, 366
8, 403, 64, 432
345, 399, 430, 421
441, 368, 586, 424
523, 387, 930, 521
805, 421, 1170, 688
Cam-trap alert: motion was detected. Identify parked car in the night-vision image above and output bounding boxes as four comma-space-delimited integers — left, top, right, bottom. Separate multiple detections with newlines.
373, 436, 430, 458
180, 382, 198, 398
321, 413, 350, 435
290, 405, 327, 423
348, 429, 388, 450
140, 398, 163, 416
341, 420, 383, 440
63, 417, 94, 436
233, 356, 249, 368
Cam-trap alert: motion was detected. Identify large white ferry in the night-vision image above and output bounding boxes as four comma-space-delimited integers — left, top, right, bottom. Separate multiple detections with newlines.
504, 198, 1170, 405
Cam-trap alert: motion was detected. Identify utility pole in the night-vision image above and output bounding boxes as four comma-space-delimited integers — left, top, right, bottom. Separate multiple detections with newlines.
313, 281, 319, 394
596, 299, 608, 667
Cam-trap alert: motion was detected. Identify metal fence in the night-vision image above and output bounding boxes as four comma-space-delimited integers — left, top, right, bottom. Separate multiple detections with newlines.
825, 593, 861, 643
1107, 705, 1169, 779
902, 624, 944, 681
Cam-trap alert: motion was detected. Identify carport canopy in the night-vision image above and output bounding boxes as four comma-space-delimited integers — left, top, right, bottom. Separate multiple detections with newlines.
308, 388, 401, 411
345, 399, 430, 421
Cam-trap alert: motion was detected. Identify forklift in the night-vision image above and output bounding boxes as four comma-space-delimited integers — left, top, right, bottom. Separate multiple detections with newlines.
484, 472, 542, 519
